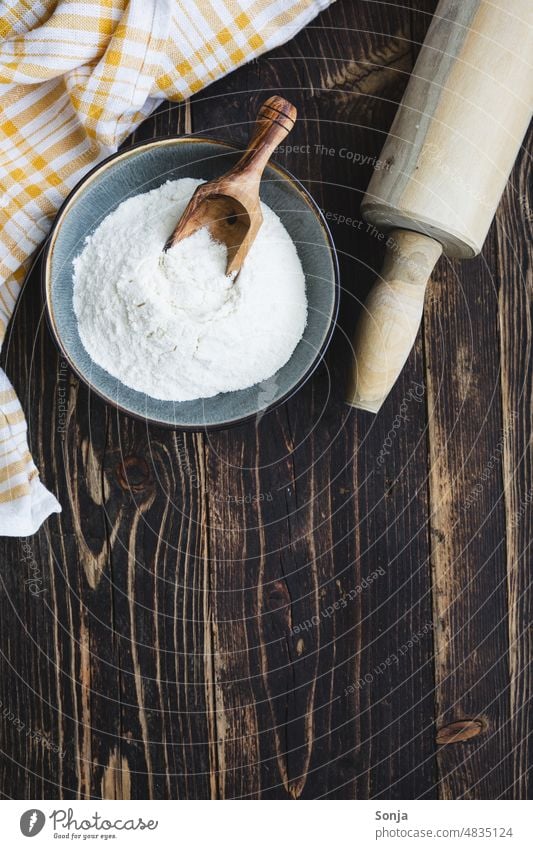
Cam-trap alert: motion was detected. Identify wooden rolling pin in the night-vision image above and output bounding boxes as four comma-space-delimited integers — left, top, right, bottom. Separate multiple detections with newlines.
346, 0, 533, 413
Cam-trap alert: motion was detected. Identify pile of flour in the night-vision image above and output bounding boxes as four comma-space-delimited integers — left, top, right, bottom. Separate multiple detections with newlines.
73, 178, 307, 401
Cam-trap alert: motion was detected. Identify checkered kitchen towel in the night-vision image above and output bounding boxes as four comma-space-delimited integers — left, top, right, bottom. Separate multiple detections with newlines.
0, 0, 332, 536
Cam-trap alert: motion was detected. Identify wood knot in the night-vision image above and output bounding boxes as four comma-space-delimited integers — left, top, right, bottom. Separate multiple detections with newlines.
267, 580, 290, 610
436, 718, 487, 745
431, 527, 445, 544
116, 455, 151, 492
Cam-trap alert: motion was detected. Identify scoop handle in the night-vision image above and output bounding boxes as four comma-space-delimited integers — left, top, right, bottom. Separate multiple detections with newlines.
229, 96, 297, 182
346, 229, 442, 413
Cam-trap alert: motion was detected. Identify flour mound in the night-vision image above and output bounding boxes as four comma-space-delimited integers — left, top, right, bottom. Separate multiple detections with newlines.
73, 178, 307, 401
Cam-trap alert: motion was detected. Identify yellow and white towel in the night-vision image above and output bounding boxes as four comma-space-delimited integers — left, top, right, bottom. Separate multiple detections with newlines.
0, 0, 332, 536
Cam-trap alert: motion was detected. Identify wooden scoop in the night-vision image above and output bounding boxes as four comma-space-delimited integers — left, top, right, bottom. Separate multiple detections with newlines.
163, 96, 297, 276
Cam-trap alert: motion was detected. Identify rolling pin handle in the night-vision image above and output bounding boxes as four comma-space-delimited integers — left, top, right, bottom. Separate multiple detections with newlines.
345, 229, 443, 413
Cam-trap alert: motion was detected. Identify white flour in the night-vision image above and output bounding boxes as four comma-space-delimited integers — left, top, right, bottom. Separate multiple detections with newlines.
73, 178, 307, 401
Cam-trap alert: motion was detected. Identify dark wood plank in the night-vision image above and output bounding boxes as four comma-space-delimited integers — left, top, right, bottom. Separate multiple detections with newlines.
418, 110, 518, 805
409, 1, 527, 800
423, 249, 514, 798
1, 101, 215, 800
495, 121, 533, 799
190, 0, 438, 799
0, 0, 528, 802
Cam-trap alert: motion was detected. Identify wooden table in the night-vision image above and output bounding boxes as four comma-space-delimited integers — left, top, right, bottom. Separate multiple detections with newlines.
1, 0, 531, 800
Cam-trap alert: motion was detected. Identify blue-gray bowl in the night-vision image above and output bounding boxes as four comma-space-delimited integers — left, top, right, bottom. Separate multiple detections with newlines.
43, 138, 339, 429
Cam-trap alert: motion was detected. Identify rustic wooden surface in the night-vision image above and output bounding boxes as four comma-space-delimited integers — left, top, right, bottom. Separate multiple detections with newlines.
0, 0, 531, 800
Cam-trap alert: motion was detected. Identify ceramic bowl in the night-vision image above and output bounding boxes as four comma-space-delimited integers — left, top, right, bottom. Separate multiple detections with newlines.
43, 138, 339, 429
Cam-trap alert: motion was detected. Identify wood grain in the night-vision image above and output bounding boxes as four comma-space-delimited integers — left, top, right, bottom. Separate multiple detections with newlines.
0, 0, 530, 800
346, 229, 443, 412
496, 122, 533, 799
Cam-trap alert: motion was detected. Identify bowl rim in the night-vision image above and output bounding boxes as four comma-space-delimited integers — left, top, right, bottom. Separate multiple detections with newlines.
42, 135, 340, 431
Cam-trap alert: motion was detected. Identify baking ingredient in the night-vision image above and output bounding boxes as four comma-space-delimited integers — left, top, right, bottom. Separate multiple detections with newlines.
73, 178, 307, 401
